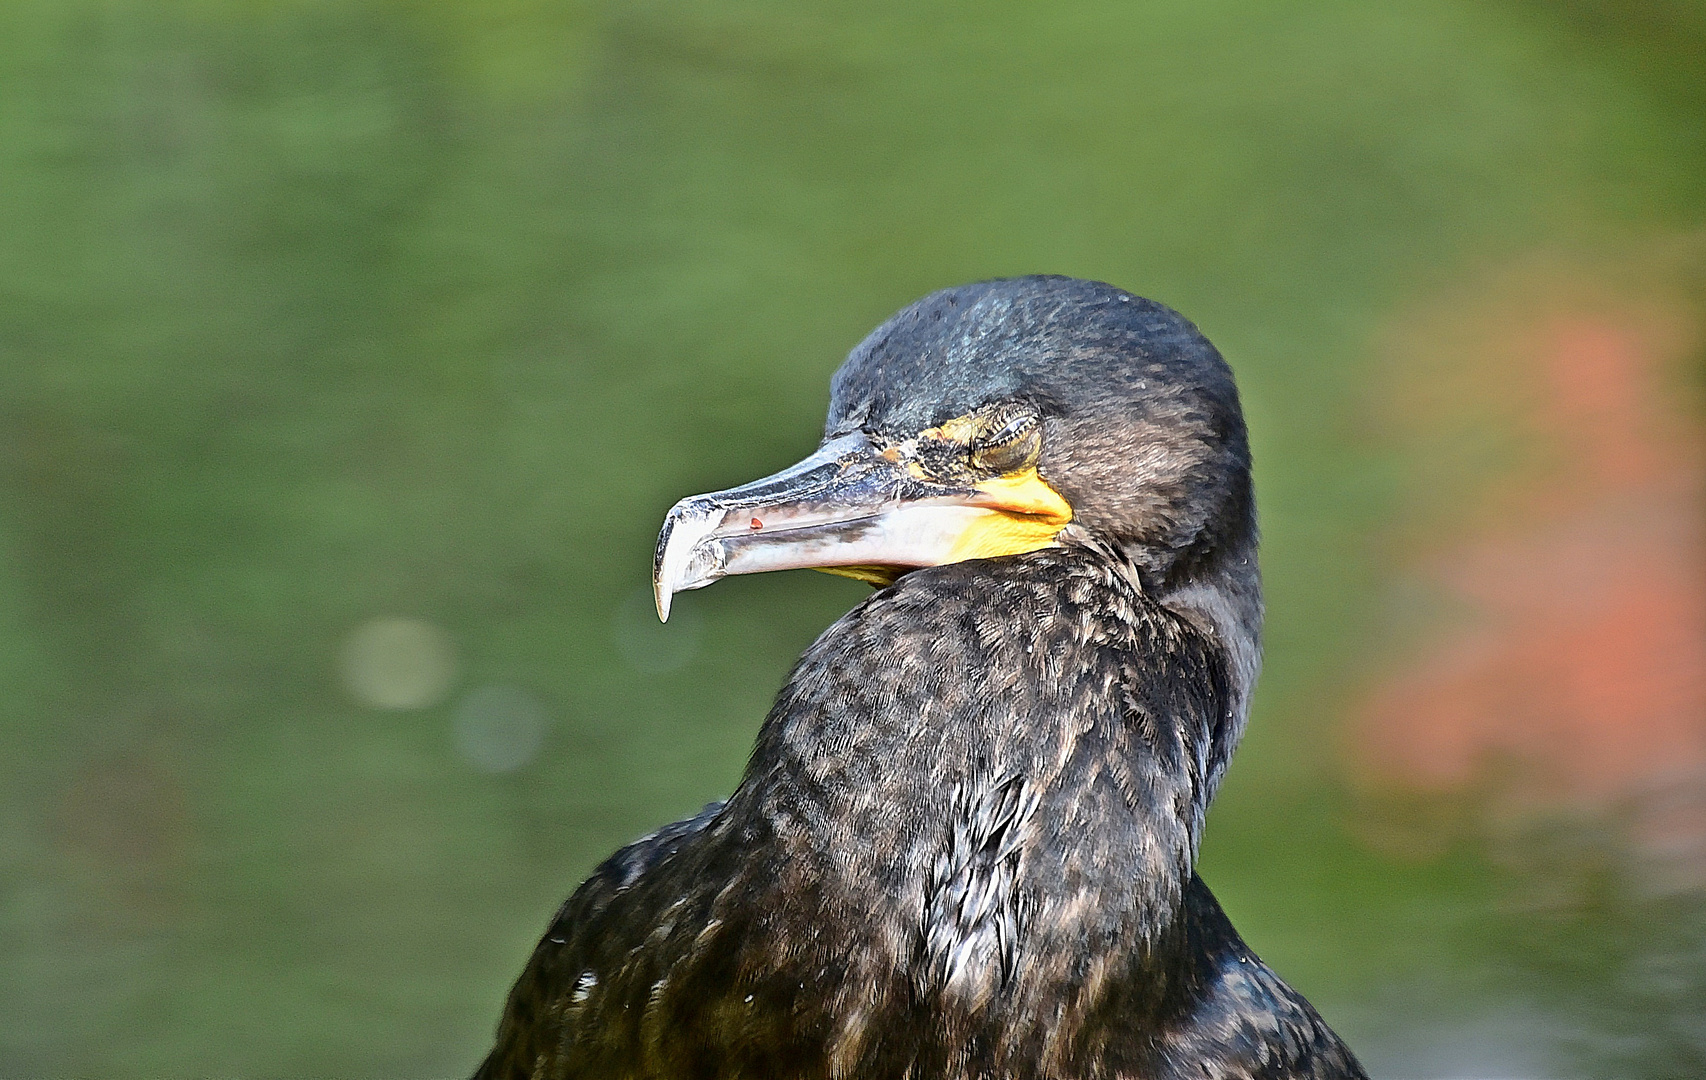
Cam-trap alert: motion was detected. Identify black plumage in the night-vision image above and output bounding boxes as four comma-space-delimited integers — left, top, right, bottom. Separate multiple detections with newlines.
476, 276, 1367, 1079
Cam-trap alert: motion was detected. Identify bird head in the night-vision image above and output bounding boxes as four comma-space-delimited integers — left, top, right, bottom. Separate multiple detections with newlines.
653, 276, 1257, 636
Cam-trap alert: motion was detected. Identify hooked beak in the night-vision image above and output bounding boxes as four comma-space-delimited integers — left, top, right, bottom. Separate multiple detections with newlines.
652, 433, 1072, 621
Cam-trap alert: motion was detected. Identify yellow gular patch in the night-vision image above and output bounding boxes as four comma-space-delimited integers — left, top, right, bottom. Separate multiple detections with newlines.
818, 565, 904, 585
969, 467, 1073, 521
948, 467, 1073, 563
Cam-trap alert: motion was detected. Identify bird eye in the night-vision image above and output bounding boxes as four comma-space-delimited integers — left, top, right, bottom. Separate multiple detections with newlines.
968, 408, 1041, 474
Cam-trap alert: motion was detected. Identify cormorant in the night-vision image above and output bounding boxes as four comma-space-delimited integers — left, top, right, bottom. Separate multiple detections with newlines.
476, 276, 1367, 1079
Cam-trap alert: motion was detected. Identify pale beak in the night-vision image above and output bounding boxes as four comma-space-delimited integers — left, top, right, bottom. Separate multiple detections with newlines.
652, 432, 1071, 621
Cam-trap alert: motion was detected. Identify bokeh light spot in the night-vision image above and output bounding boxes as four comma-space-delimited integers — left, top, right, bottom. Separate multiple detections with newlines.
339, 616, 459, 710
454, 685, 548, 774
612, 585, 703, 674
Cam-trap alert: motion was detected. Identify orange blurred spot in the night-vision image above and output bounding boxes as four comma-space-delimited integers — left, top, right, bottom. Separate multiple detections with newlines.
1352, 261, 1706, 868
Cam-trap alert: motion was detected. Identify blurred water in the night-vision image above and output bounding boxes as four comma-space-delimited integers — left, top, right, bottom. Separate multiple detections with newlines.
454, 685, 548, 774
342, 616, 460, 710
0, 0, 1701, 1075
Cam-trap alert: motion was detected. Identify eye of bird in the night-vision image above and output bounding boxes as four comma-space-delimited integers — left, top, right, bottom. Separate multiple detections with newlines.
967, 405, 1041, 475
912, 404, 1041, 480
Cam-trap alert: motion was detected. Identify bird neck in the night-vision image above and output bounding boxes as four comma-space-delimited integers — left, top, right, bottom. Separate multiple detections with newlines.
1142, 522, 1262, 805
737, 540, 1237, 1018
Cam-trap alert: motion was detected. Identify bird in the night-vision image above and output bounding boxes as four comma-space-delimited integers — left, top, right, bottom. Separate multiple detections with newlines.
475, 275, 1368, 1079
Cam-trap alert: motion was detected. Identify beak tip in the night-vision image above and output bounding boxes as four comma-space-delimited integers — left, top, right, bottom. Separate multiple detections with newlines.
655, 496, 716, 623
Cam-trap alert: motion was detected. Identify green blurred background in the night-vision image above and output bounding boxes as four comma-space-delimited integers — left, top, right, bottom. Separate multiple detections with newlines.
2, 0, 1704, 1075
